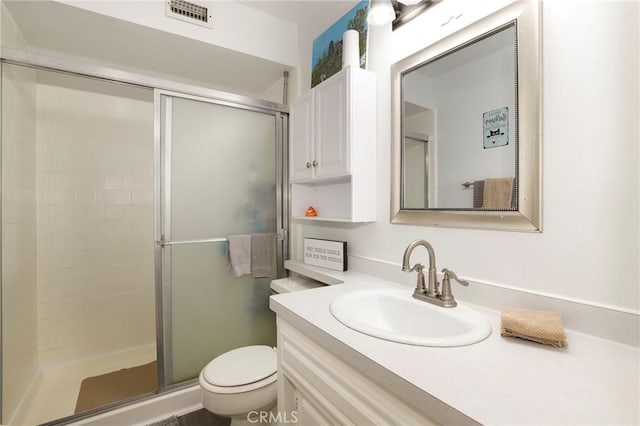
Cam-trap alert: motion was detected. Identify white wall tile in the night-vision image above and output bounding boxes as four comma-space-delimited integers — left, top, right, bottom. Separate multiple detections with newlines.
131, 190, 153, 205
105, 175, 124, 190
1, 61, 40, 422
113, 190, 131, 205
105, 205, 124, 220
34, 74, 156, 366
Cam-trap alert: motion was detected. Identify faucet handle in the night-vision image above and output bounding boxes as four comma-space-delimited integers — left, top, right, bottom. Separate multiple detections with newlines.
440, 268, 469, 307
442, 268, 469, 287
412, 263, 427, 294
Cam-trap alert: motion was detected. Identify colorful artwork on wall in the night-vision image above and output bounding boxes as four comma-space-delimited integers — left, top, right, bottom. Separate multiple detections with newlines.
311, 0, 369, 88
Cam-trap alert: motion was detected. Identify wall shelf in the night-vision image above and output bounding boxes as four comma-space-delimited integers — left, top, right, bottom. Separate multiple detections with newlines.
291, 216, 374, 223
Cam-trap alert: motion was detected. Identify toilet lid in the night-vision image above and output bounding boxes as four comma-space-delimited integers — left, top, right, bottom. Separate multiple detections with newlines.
203, 345, 277, 387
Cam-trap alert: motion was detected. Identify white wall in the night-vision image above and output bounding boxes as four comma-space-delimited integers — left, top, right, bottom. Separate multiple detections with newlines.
34, 73, 156, 365
0, 0, 23, 49
293, 0, 639, 316
56, 0, 298, 68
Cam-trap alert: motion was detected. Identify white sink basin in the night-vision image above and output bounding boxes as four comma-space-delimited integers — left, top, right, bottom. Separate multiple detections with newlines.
330, 288, 491, 347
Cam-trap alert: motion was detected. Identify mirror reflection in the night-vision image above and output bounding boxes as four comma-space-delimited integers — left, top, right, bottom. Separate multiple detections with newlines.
402, 23, 517, 210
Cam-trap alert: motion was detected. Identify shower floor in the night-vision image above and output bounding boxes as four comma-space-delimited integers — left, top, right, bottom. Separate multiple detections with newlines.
17, 344, 156, 426
75, 360, 157, 413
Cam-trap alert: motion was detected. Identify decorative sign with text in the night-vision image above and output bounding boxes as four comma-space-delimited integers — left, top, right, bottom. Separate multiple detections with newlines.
303, 238, 347, 271
483, 107, 509, 149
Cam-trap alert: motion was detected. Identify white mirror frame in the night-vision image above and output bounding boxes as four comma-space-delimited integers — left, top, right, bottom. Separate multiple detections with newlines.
391, 0, 541, 232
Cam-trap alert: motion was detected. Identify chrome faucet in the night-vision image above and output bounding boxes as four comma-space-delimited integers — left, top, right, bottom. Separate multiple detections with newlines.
402, 239, 439, 297
401, 239, 469, 308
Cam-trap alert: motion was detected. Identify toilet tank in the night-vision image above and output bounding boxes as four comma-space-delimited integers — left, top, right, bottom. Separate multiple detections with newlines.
270, 275, 324, 294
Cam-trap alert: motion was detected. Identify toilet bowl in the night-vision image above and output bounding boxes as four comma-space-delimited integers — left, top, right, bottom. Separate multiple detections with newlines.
199, 276, 323, 425
199, 345, 278, 425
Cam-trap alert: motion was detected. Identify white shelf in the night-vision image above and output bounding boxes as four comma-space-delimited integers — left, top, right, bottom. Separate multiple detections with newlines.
291, 216, 374, 223
284, 259, 344, 285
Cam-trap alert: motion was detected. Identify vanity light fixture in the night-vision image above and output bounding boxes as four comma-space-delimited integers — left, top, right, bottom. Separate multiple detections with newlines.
367, 0, 396, 26
392, 0, 442, 31
367, 0, 442, 29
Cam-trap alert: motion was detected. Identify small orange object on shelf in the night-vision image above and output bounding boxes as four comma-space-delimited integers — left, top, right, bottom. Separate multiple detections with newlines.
305, 206, 317, 217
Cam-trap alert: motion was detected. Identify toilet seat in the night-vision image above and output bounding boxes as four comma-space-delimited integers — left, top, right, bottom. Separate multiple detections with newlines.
200, 345, 277, 394
200, 371, 277, 394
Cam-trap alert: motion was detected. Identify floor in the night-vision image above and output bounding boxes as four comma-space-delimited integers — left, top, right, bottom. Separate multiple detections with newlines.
17, 344, 156, 425
174, 409, 229, 426
147, 410, 229, 426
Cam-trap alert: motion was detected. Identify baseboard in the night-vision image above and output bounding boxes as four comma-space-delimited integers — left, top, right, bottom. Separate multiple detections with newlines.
8, 367, 42, 426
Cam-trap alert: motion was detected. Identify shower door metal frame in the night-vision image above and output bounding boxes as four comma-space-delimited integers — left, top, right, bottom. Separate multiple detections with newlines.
153, 89, 288, 391
0, 61, 4, 421
0, 48, 289, 424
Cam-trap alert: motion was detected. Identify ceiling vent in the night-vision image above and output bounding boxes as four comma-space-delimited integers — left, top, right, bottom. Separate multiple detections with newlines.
166, 0, 213, 29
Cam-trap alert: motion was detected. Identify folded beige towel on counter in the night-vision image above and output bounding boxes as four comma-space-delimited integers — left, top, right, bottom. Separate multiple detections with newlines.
501, 307, 567, 347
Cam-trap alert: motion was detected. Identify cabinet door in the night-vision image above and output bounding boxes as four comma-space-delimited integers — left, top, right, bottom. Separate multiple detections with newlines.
315, 70, 350, 179
278, 319, 437, 425
290, 91, 314, 182
280, 372, 353, 426
296, 390, 350, 426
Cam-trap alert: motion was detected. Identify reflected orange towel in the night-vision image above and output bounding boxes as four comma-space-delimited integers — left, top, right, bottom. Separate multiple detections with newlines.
483, 177, 514, 208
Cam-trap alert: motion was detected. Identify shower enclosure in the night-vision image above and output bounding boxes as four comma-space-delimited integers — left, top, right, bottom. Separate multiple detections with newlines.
156, 91, 285, 387
0, 58, 287, 425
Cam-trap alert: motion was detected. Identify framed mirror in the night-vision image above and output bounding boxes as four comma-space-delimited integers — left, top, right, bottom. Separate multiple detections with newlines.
391, 0, 541, 231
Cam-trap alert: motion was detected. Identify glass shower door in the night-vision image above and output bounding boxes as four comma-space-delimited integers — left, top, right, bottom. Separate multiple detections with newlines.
156, 91, 284, 386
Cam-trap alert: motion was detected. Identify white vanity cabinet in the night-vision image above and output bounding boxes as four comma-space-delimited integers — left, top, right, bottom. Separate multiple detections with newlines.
289, 66, 376, 222
276, 319, 438, 426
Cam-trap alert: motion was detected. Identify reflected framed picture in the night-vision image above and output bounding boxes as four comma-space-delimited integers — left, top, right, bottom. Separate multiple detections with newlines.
483, 107, 509, 148
311, 0, 369, 88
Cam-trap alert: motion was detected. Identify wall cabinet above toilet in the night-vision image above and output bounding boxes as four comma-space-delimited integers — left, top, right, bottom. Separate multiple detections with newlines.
289, 66, 377, 223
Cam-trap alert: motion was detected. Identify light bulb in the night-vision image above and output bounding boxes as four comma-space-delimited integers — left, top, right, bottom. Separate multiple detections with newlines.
367, 0, 395, 26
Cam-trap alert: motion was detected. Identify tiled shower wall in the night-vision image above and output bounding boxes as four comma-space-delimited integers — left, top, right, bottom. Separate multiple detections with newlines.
35, 74, 156, 365
1, 63, 39, 423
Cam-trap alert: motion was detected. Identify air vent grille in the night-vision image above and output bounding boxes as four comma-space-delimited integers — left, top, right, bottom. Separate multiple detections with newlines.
166, 0, 212, 28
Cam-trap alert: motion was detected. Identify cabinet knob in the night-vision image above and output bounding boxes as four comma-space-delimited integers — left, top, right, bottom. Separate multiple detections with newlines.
312, 160, 318, 167
306, 162, 311, 168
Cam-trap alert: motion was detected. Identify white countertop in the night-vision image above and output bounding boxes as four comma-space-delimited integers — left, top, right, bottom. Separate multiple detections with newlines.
270, 262, 640, 425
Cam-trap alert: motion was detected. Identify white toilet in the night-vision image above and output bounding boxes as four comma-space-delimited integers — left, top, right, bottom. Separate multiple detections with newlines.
199, 275, 323, 425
